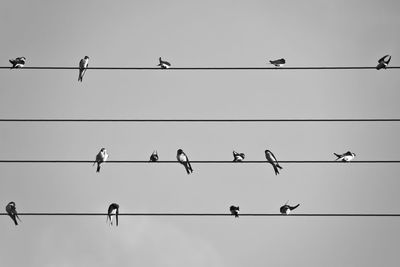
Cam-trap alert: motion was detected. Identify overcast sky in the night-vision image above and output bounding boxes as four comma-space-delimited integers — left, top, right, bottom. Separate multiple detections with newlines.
1, 1, 400, 266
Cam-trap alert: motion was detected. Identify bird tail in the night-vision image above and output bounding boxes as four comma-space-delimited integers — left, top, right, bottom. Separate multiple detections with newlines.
235, 213, 239, 218
184, 163, 191, 174
116, 211, 119, 226
273, 164, 280, 175
96, 164, 100, 172
13, 217, 18, 226
276, 164, 283, 169
334, 153, 341, 160
290, 204, 300, 210
9, 60, 15, 69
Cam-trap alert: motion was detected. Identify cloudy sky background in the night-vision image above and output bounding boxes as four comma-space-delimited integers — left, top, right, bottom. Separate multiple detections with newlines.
1, 1, 400, 266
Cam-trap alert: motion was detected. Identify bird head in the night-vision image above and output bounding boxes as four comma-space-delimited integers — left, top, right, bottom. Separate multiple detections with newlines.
177, 149, 183, 154
84, 56, 89, 59
7, 201, 16, 207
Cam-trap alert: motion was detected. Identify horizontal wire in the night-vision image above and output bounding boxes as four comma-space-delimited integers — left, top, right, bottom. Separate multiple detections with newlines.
1, 213, 400, 217
1, 118, 400, 122
0, 160, 398, 163
1, 66, 400, 70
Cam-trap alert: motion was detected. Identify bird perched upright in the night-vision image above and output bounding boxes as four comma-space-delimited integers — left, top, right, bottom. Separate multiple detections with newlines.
9, 57, 26, 68
78, 56, 89, 82
149, 151, 159, 162
94, 148, 108, 172
5, 202, 21, 225
280, 202, 300, 215
176, 149, 193, 174
107, 203, 119, 226
230, 205, 240, 218
334, 151, 356, 162
233, 151, 245, 162
157, 57, 171, 69
269, 58, 286, 67
265, 149, 283, 175
376, 55, 391, 70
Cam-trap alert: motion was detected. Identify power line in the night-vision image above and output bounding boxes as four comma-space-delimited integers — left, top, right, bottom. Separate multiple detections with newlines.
0, 160, 398, 164
1, 66, 400, 70
1, 118, 400, 122
1, 213, 400, 217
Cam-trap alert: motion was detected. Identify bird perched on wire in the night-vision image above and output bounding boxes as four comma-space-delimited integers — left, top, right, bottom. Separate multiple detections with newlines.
107, 203, 119, 226
177, 149, 193, 174
230, 205, 240, 218
78, 56, 89, 82
334, 151, 356, 162
269, 58, 286, 67
376, 55, 391, 70
280, 202, 300, 215
5, 202, 21, 225
94, 148, 108, 172
9, 57, 26, 68
157, 57, 171, 69
265, 149, 283, 175
233, 151, 245, 162
149, 151, 159, 162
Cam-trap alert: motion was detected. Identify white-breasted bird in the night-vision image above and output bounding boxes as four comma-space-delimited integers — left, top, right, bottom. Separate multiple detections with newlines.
157, 57, 171, 69
230, 205, 240, 218
269, 58, 286, 67
94, 148, 108, 172
376, 55, 391, 70
334, 151, 356, 162
9, 57, 26, 68
265, 149, 283, 175
233, 151, 245, 162
78, 56, 89, 82
149, 151, 159, 162
280, 202, 300, 215
6, 202, 21, 226
177, 149, 193, 174
107, 203, 119, 226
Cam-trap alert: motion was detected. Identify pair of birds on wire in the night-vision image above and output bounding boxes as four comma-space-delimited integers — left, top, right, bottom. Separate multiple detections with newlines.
229, 203, 300, 218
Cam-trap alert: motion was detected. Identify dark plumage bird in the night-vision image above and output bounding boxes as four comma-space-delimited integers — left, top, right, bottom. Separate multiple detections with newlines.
269, 58, 286, 67
230, 205, 240, 218
93, 148, 108, 172
280, 203, 300, 215
9, 57, 26, 68
107, 203, 119, 226
177, 149, 193, 174
334, 151, 356, 162
157, 57, 171, 69
78, 56, 89, 82
149, 151, 159, 162
233, 151, 245, 162
5, 202, 21, 225
265, 149, 283, 175
376, 55, 391, 70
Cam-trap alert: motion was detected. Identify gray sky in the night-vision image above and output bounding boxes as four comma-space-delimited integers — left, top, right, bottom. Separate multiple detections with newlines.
1, 0, 400, 266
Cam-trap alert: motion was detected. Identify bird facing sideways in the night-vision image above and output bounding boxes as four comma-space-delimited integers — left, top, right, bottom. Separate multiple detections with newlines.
265, 149, 283, 175
376, 55, 391, 70
280, 202, 300, 215
9, 57, 26, 68
78, 56, 89, 82
94, 148, 108, 172
233, 151, 245, 162
6, 201, 21, 225
177, 149, 193, 174
107, 203, 119, 226
157, 57, 171, 69
334, 151, 356, 162
269, 58, 286, 67
230, 205, 240, 218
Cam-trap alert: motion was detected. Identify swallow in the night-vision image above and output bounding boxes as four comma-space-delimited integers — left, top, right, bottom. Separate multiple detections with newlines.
233, 151, 245, 162
334, 151, 356, 162
157, 57, 171, 69
93, 148, 108, 172
269, 58, 286, 67
9, 57, 26, 68
107, 203, 119, 226
149, 150, 159, 162
265, 149, 283, 175
177, 149, 193, 174
376, 55, 391, 70
78, 56, 89, 82
5, 202, 21, 225
280, 202, 300, 215
230, 205, 240, 218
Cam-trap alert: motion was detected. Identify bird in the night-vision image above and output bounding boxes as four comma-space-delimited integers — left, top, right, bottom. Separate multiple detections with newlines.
93, 148, 108, 172
157, 57, 171, 69
280, 202, 300, 215
78, 56, 89, 82
149, 151, 159, 162
176, 149, 193, 174
5, 202, 21, 225
334, 151, 356, 162
376, 55, 391, 70
233, 151, 245, 162
9, 57, 26, 68
230, 205, 240, 218
265, 149, 283, 175
269, 58, 286, 67
107, 203, 119, 226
